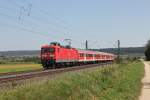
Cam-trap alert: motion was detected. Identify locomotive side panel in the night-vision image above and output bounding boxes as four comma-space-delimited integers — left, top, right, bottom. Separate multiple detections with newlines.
55, 47, 78, 63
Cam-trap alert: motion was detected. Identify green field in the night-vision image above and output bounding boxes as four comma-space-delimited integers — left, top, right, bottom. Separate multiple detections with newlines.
0, 64, 42, 73
0, 61, 144, 100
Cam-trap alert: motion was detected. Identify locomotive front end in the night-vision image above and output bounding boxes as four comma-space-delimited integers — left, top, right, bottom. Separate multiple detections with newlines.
41, 46, 56, 69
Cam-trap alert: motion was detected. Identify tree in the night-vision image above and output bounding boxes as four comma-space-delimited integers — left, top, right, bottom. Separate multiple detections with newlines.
145, 40, 150, 60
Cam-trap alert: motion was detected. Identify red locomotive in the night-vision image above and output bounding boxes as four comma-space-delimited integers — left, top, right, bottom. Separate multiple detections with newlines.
41, 42, 115, 69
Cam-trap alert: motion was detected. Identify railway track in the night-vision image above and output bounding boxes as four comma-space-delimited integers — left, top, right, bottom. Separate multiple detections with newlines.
0, 62, 112, 84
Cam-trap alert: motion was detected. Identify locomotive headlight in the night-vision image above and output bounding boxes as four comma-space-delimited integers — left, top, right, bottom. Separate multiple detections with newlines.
50, 55, 54, 57
42, 54, 47, 57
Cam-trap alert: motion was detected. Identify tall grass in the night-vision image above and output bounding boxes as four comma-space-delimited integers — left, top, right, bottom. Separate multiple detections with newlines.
0, 61, 144, 100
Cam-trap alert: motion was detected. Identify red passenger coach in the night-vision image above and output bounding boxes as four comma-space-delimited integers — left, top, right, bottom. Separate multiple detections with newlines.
78, 50, 115, 62
41, 42, 115, 69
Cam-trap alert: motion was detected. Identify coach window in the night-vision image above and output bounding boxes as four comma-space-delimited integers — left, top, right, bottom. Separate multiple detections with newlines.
89, 54, 91, 57
86, 54, 88, 57
82, 54, 84, 57
80, 53, 83, 57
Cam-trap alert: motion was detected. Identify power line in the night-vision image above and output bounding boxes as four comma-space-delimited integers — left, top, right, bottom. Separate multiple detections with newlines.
20, 0, 73, 31
1, 0, 94, 47
5, 0, 71, 34
10, 0, 89, 42
0, 21, 51, 39
13, 0, 89, 42
0, 6, 68, 39
7, 0, 72, 37
0, 12, 65, 40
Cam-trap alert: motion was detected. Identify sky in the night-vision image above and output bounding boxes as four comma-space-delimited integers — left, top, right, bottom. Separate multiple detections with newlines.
0, 0, 150, 51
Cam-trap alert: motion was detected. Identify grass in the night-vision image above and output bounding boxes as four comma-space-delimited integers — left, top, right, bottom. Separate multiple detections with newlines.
0, 64, 42, 73
0, 61, 144, 100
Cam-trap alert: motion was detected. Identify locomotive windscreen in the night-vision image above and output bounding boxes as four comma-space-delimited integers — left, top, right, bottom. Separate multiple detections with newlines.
41, 48, 55, 53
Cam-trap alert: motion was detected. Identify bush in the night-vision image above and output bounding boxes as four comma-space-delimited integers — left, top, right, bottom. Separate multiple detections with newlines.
0, 57, 41, 64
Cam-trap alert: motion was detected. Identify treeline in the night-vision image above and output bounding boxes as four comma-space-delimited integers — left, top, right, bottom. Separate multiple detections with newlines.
90, 47, 145, 54
0, 50, 40, 57
0, 56, 41, 64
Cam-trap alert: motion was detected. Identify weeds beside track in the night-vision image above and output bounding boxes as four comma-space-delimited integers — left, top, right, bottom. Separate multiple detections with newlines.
0, 61, 144, 100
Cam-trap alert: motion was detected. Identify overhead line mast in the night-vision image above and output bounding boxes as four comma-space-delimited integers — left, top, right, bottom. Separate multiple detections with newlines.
117, 40, 120, 62
86, 40, 88, 50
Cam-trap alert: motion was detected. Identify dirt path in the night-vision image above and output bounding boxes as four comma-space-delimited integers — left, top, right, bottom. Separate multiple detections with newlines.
139, 61, 150, 100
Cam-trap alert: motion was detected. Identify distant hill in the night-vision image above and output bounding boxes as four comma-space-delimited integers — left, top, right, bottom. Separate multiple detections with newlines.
0, 47, 145, 58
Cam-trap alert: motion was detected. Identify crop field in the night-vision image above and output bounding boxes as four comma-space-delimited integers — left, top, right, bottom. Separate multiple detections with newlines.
0, 61, 144, 100
0, 64, 42, 73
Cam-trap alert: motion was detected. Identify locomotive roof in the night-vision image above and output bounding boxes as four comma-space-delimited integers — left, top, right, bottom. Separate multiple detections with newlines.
41, 45, 76, 49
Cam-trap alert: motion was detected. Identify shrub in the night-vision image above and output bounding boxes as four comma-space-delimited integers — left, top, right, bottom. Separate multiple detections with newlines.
145, 39, 150, 61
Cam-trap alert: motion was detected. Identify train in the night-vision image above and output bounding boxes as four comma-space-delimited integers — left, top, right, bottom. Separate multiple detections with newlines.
41, 42, 115, 69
